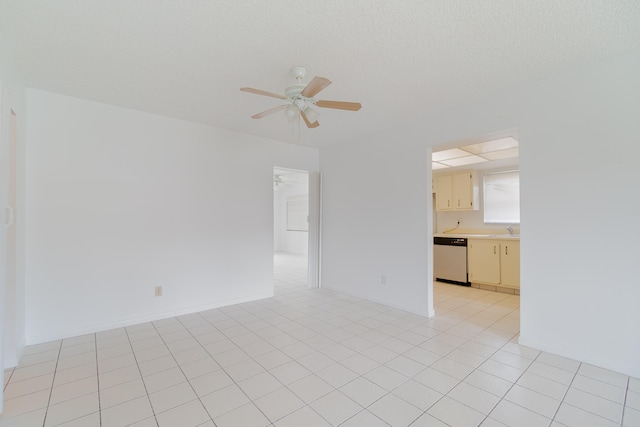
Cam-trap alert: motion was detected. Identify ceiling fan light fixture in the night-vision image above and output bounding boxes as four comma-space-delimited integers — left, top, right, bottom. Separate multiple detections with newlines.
304, 107, 319, 123
285, 104, 299, 119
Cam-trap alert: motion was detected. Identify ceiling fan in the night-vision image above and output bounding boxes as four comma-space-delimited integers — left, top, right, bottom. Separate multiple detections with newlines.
273, 174, 295, 190
240, 66, 361, 128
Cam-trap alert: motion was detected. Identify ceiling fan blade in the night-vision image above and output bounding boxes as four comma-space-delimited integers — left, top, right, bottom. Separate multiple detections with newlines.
241, 87, 287, 100
316, 100, 362, 111
251, 105, 287, 119
301, 111, 319, 128
300, 76, 332, 98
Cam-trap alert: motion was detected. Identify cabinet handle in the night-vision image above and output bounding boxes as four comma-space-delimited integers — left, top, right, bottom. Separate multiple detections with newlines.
457, 199, 460, 207
505, 246, 509, 255
493, 245, 496, 255
448, 200, 450, 207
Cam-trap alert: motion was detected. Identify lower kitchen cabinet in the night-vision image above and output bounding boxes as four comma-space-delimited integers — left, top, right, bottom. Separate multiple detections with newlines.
500, 240, 520, 288
468, 239, 520, 289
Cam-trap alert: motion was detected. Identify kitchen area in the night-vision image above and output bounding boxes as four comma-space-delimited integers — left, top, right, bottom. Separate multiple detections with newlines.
432, 136, 520, 295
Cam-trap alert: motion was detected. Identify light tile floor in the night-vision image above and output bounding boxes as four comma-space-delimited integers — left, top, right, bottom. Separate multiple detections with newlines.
2, 252, 639, 426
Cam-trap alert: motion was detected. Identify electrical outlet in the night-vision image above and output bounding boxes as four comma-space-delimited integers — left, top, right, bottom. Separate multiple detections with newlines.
381, 275, 387, 285
155, 286, 163, 297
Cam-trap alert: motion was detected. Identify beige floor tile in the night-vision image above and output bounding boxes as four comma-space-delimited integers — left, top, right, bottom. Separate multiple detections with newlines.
363, 365, 408, 391
101, 395, 154, 427
576, 364, 629, 387
563, 388, 623, 423
489, 399, 552, 427
180, 356, 220, 380
100, 378, 147, 409
11, 361, 57, 382
269, 361, 311, 385
554, 402, 619, 427
224, 358, 265, 382
188, 368, 233, 397
3, 373, 54, 400
142, 366, 186, 394
56, 411, 100, 427
44, 392, 99, 427
503, 384, 560, 418
254, 387, 304, 422
309, 390, 363, 426
392, 379, 442, 410
273, 406, 331, 427
149, 381, 197, 414
49, 375, 98, 405
200, 384, 250, 419
156, 399, 210, 427
0, 408, 46, 427
428, 396, 486, 427
98, 364, 140, 390
316, 363, 359, 389
448, 381, 501, 414
624, 406, 640, 427
410, 412, 450, 426
54, 363, 97, 387
367, 393, 423, 426
213, 402, 270, 427
340, 410, 389, 426
340, 377, 387, 407
237, 371, 283, 401
2, 389, 51, 418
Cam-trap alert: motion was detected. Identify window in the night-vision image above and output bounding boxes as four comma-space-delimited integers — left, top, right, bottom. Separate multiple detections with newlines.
483, 171, 520, 224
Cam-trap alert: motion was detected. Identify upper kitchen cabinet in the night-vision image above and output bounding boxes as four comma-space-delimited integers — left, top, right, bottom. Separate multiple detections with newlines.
435, 171, 479, 212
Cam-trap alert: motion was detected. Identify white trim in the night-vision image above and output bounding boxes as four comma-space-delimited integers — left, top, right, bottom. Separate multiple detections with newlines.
518, 336, 640, 379
307, 172, 321, 288
26, 291, 274, 346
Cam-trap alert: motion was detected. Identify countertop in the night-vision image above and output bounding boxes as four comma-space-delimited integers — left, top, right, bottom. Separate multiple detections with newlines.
434, 233, 520, 240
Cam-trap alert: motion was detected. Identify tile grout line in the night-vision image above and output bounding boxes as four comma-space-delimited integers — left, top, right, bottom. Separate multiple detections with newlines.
94, 334, 102, 427
167, 315, 225, 424
620, 376, 630, 427
123, 326, 160, 427
40, 339, 63, 427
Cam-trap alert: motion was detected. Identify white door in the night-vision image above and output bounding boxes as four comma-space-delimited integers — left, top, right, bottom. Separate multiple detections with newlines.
307, 172, 321, 288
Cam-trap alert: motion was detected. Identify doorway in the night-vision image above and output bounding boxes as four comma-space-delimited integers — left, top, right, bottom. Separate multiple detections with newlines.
430, 130, 521, 311
273, 167, 310, 290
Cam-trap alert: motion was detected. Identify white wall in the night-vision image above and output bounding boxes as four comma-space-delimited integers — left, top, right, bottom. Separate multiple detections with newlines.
25, 89, 318, 344
0, 34, 28, 375
321, 131, 433, 317
273, 171, 309, 255
320, 50, 640, 377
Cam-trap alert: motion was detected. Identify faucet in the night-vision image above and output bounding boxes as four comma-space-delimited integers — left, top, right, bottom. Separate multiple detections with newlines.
506, 226, 514, 235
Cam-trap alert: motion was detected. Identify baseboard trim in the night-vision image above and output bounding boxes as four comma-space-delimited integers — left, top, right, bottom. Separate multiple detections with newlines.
321, 285, 431, 319
25, 291, 273, 346
518, 335, 640, 379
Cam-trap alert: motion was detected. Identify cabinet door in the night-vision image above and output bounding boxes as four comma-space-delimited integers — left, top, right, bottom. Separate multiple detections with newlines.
453, 172, 473, 209
468, 239, 500, 284
500, 241, 520, 288
435, 175, 453, 211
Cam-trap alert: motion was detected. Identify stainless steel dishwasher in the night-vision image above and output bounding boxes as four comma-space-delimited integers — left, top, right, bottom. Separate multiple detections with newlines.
433, 237, 469, 286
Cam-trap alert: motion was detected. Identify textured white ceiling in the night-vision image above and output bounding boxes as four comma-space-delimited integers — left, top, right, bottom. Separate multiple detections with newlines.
1, 1, 639, 148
